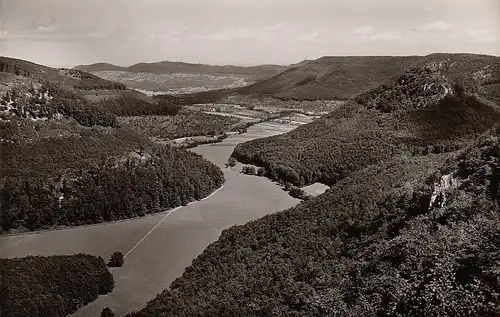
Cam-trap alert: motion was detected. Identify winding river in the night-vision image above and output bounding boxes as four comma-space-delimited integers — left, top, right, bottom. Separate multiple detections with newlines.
0, 122, 299, 316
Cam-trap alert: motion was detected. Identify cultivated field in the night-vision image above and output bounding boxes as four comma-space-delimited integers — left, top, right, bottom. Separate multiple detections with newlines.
92, 71, 253, 95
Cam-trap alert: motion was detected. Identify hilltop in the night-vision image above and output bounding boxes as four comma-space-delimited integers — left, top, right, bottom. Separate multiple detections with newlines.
0, 56, 126, 91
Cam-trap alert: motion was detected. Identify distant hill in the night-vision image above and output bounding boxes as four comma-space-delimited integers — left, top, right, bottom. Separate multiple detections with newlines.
73, 62, 125, 72
74, 60, 293, 94
238, 53, 500, 101
74, 60, 288, 78
0, 56, 127, 90
238, 56, 421, 100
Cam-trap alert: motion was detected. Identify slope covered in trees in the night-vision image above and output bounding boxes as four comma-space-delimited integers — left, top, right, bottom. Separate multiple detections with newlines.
1, 142, 223, 231
118, 109, 246, 140
0, 59, 225, 232
0, 57, 126, 91
1, 254, 114, 317
232, 66, 500, 186
95, 92, 182, 116
238, 53, 499, 101
127, 124, 500, 317
125, 55, 500, 316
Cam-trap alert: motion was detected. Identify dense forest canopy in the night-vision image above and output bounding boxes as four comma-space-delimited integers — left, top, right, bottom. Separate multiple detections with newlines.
1, 144, 224, 231
0, 254, 114, 317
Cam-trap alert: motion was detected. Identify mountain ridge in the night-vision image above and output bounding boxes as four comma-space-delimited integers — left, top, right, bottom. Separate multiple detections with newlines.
238, 53, 500, 101
74, 60, 289, 77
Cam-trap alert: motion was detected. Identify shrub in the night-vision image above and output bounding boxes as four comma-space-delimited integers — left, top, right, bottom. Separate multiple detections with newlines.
242, 166, 256, 175
227, 157, 237, 167
257, 167, 266, 176
101, 307, 116, 317
288, 187, 306, 199
108, 252, 124, 268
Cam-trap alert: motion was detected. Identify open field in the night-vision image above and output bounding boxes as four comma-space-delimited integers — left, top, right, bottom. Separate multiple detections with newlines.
91, 71, 253, 95
0, 122, 299, 317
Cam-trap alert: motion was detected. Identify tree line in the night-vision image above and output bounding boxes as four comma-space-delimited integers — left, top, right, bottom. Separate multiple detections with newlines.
1, 145, 224, 231
97, 94, 182, 116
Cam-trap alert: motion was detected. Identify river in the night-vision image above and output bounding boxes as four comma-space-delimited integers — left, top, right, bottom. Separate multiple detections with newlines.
0, 122, 299, 316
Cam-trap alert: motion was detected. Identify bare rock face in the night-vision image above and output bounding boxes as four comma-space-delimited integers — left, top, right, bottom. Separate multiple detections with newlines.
429, 173, 458, 209
355, 67, 454, 113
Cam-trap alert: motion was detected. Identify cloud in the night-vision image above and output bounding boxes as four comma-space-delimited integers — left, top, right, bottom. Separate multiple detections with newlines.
352, 26, 373, 35
466, 29, 498, 43
264, 22, 291, 32
37, 25, 56, 32
419, 20, 451, 31
208, 28, 251, 41
369, 32, 401, 42
87, 31, 109, 38
205, 24, 296, 42
296, 31, 320, 42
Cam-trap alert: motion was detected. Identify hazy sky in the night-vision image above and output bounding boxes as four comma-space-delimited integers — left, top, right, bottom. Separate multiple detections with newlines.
0, 0, 499, 67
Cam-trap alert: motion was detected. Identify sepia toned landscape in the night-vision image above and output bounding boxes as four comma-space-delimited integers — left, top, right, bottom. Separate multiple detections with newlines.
1, 0, 499, 316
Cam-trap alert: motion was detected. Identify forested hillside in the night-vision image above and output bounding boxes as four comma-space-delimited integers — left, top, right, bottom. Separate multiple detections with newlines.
118, 109, 246, 140
1, 254, 114, 317
0, 57, 126, 91
0, 59, 225, 232
126, 53, 500, 316
127, 124, 500, 317
238, 53, 499, 101
233, 63, 500, 186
